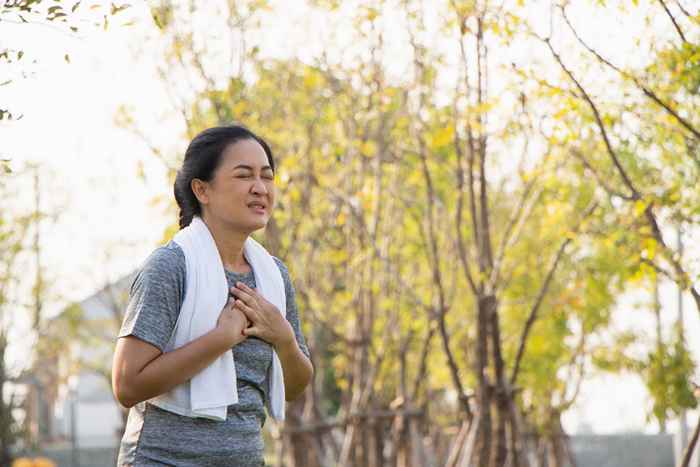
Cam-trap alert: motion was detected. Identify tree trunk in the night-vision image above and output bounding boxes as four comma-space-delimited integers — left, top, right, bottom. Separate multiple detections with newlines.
0, 333, 13, 467
487, 295, 509, 467
284, 397, 323, 467
473, 294, 493, 467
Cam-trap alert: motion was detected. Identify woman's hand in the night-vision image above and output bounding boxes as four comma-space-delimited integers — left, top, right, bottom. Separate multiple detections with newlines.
215, 296, 250, 347
114, 299, 251, 408
230, 282, 295, 350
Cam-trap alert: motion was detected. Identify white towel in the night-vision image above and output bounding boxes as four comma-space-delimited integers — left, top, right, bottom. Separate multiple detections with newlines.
148, 215, 286, 421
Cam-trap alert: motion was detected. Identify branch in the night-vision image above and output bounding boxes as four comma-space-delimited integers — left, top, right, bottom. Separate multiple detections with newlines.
559, 332, 587, 410
509, 201, 598, 386
560, 6, 700, 142
674, 0, 693, 19
640, 257, 676, 282
453, 8, 484, 281
476, 18, 494, 272
641, 204, 700, 314
544, 18, 700, 325
0, 16, 79, 37
657, 0, 688, 43
296, 288, 370, 348
679, 415, 700, 467
569, 149, 636, 201
410, 322, 437, 401
490, 152, 549, 289
543, 36, 641, 198
454, 115, 478, 295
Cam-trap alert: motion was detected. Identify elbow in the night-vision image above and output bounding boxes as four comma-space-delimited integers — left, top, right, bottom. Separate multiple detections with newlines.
285, 365, 314, 402
112, 371, 139, 409
113, 382, 137, 409
118, 394, 137, 409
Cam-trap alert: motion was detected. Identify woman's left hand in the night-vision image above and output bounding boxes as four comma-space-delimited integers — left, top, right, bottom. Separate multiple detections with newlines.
230, 282, 295, 349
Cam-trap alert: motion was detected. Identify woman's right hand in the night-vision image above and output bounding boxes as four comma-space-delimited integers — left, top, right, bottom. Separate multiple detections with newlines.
114, 299, 250, 408
216, 297, 250, 346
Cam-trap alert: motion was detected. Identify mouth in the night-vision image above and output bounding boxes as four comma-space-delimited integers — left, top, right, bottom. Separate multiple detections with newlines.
247, 202, 267, 214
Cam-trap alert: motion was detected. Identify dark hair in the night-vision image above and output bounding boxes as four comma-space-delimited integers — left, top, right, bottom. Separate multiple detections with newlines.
174, 124, 275, 229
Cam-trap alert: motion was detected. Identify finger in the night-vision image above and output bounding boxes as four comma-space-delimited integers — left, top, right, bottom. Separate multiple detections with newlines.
236, 284, 269, 310
242, 326, 260, 337
238, 283, 265, 302
231, 285, 257, 307
235, 282, 261, 299
234, 299, 256, 320
236, 282, 255, 294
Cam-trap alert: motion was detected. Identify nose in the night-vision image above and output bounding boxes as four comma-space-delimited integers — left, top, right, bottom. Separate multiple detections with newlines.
251, 177, 268, 195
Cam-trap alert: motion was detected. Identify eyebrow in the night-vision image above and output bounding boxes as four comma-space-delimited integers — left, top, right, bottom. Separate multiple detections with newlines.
233, 164, 273, 172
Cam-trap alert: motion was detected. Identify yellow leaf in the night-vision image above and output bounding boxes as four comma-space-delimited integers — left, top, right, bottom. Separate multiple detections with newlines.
303, 71, 321, 89
430, 125, 454, 149
365, 7, 379, 21
232, 101, 246, 116
360, 140, 377, 157
642, 238, 656, 260
330, 249, 349, 265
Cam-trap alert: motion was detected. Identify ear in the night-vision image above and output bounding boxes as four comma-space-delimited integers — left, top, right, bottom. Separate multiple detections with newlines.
191, 178, 209, 205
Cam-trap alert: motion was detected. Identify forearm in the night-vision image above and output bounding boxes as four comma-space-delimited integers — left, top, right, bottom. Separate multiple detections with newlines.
117, 329, 234, 408
275, 339, 313, 401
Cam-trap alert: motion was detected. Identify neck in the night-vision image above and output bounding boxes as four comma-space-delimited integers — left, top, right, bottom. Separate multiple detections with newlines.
199, 213, 249, 271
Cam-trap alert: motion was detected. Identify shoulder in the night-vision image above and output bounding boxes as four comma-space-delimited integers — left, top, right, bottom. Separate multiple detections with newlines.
141, 241, 186, 275
131, 241, 186, 292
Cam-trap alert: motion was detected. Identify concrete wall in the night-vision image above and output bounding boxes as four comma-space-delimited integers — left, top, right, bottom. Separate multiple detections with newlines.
570, 434, 674, 467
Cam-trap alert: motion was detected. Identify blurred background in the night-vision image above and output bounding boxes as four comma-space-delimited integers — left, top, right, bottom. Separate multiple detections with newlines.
1, 0, 699, 466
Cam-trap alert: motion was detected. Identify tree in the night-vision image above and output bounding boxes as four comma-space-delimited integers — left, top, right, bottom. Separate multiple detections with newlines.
538, 0, 700, 455
112, 0, 700, 465
0, 170, 34, 464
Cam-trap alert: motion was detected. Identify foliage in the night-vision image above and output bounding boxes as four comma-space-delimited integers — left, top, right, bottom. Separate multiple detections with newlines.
103, 0, 700, 462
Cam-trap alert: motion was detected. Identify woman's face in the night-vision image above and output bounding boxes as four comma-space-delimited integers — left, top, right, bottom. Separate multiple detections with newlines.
194, 138, 275, 233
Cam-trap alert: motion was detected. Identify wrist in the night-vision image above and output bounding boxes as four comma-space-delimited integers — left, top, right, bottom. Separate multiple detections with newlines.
211, 325, 242, 349
273, 324, 296, 353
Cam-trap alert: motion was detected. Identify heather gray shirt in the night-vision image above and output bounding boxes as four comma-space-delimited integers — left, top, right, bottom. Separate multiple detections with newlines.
116, 241, 310, 467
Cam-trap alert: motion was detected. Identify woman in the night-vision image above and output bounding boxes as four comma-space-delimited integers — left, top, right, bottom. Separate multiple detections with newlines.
112, 125, 313, 466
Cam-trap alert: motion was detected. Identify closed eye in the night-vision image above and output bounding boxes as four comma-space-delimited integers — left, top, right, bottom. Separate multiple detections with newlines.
237, 174, 274, 180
